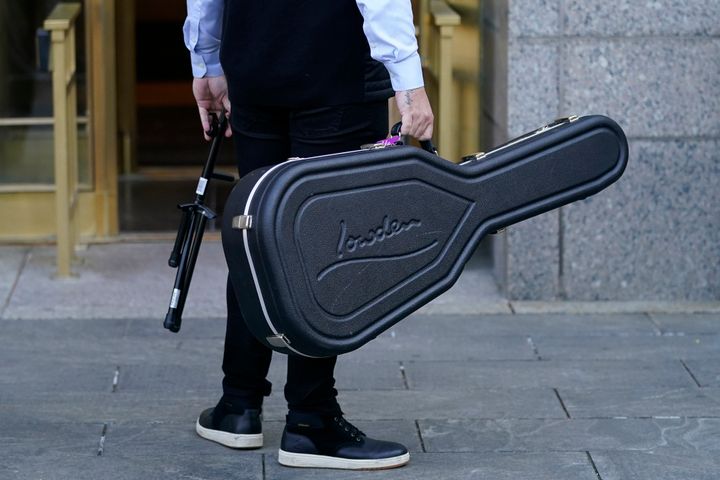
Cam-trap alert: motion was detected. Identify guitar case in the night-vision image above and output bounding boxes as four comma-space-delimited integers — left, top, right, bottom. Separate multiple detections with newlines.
222, 115, 629, 357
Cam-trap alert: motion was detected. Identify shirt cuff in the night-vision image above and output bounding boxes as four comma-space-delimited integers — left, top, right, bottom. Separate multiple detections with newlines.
190, 50, 224, 78
385, 52, 424, 92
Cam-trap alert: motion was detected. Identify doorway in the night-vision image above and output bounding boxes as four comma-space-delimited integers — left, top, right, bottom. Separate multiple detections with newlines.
117, 0, 234, 233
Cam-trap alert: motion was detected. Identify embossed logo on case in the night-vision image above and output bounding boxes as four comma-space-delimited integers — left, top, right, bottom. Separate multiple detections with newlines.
336, 216, 422, 258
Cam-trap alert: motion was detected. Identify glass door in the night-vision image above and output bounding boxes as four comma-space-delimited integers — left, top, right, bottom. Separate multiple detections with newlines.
0, 0, 90, 188
0, 0, 121, 242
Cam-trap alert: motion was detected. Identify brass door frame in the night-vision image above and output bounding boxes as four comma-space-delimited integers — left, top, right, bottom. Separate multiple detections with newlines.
86, 0, 119, 237
116, 0, 136, 175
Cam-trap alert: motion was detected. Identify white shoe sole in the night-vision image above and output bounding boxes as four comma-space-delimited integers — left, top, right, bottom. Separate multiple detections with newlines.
195, 419, 263, 449
278, 449, 410, 470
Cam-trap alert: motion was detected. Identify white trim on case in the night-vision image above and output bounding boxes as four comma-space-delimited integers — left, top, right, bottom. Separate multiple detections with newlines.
241, 161, 318, 358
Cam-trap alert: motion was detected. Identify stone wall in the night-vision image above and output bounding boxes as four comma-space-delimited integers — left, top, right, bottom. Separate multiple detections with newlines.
482, 0, 720, 300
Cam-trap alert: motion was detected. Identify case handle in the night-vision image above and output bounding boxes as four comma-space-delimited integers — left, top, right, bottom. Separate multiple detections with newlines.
390, 122, 438, 155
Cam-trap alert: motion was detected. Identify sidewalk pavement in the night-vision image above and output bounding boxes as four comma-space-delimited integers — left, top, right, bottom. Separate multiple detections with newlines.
1, 241, 720, 479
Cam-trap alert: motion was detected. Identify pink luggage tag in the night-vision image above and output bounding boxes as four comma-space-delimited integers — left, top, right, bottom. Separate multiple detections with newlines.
360, 134, 403, 150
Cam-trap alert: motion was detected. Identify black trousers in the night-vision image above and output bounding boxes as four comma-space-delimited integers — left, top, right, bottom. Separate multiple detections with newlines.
222, 101, 389, 414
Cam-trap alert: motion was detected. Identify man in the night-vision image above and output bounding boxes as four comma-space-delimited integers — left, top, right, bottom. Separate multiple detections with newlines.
184, 0, 433, 470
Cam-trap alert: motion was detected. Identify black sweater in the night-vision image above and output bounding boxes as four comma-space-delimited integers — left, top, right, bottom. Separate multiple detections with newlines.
220, 0, 393, 107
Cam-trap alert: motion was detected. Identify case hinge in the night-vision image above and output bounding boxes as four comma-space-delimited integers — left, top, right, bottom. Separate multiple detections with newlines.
232, 215, 253, 230
266, 334, 291, 349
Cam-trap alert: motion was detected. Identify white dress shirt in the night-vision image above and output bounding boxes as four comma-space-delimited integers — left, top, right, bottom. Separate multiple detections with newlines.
183, 0, 424, 91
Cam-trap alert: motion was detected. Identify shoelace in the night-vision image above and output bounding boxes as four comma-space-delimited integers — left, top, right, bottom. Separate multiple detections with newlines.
333, 416, 365, 442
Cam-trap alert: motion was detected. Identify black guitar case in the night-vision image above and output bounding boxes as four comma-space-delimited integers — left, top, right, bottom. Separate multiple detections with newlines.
222, 115, 629, 357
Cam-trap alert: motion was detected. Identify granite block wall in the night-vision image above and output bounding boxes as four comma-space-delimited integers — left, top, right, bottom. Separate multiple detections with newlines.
482, 0, 720, 300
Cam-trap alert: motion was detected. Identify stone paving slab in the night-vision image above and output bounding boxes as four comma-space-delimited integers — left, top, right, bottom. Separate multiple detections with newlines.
682, 359, 720, 387
415, 266, 511, 314
0, 317, 132, 340
0, 359, 117, 394
331, 388, 565, 421
418, 417, 720, 453
532, 334, 720, 360
650, 313, 720, 335
402, 313, 659, 337
1, 242, 228, 320
3, 453, 263, 480
1, 392, 232, 426
0, 319, 218, 372
113, 363, 222, 394
0, 393, 122, 424
1, 419, 102, 458
0, 246, 27, 314
0, 316, 221, 349
403, 360, 697, 390
558, 387, 720, 419
10, 316, 225, 341
592, 450, 720, 480
0, 334, 195, 367
343, 330, 536, 362
701, 387, 720, 404
264, 452, 598, 480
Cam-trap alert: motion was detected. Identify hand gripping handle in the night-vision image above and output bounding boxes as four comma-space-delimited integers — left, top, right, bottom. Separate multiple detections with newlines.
390, 122, 438, 155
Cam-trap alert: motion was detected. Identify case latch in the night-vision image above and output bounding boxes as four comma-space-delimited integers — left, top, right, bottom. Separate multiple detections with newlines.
232, 215, 253, 230
266, 334, 291, 349
461, 151, 486, 163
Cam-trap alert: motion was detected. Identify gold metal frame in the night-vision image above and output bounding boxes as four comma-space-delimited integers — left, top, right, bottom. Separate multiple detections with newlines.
45, 2, 82, 275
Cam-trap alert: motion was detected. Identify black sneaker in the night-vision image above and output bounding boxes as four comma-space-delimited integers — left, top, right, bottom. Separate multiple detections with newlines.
195, 401, 263, 449
278, 413, 409, 470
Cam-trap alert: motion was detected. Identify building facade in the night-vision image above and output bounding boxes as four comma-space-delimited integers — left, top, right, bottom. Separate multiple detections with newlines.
483, 0, 719, 301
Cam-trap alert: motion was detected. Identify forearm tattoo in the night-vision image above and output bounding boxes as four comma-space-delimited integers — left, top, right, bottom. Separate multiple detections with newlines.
403, 87, 422, 107
404, 91, 413, 106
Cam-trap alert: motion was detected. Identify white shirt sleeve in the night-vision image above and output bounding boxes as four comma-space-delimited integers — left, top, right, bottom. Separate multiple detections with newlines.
355, 0, 424, 92
183, 0, 224, 78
